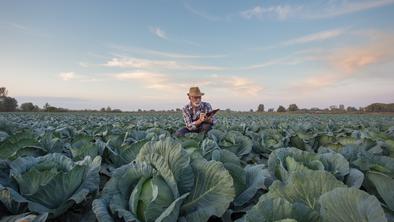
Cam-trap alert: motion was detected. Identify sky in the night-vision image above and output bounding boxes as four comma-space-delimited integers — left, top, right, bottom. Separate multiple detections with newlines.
1, 0, 394, 111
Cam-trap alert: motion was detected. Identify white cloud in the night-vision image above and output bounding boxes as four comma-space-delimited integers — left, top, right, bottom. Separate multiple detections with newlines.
0, 21, 51, 38
287, 32, 394, 92
137, 48, 226, 59
112, 71, 264, 97
243, 48, 324, 70
328, 37, 394, 73
246, 30, 394, 72
108, 44, 227, 59
59, 72, 76, 81
103, 57, 225, 71
302, 0, 394, 19
240, 0, 394, 21
283, 28, 345, 45
183, 3, 232, 21
149, 27, 167, 39
251, 28, 346, 52
113, 71, 186, 93
59, 72, 102, 82
78, 62, 89, 68
114, 71, 164, 82
105, 57, 168, 69
195, 75, 265, 97
218, 76, 264, 96
240, 5, 300, 20
148, 26, 203, 46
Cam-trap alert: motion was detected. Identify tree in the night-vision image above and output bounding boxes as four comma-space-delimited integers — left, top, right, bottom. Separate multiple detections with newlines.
0, 87, 18, 112
288, 104, 299, 112
47, 107, 57, 112
0, 97, 18, 112
100, 107, 106, 112
329, 105, 337, 111
346, 106, 357, 112
365, 103, 394, 112
43, 103, 50, 111
268, 108, 274, 112
106, 106, 112, 112
42, 103, 68, 112
0, 87, 8, 97
277, 105, 286, 112
257, 104, 265, 112
20, 102, 35, 112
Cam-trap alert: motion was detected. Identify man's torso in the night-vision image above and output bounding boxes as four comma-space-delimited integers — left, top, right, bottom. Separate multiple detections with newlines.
183, 101, 211, 122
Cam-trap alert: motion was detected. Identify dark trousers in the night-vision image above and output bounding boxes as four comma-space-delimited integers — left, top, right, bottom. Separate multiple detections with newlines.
175, 123, 213, 137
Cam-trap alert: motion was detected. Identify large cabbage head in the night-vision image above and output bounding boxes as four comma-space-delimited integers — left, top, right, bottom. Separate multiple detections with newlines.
93, 137, 235, 222
0, 153, 101, 217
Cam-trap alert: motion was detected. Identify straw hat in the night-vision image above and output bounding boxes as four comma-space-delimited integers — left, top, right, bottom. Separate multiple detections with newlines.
187, 86, 204, 96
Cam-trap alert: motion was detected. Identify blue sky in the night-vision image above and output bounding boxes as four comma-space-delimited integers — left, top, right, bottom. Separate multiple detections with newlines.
1, 0, 394, 111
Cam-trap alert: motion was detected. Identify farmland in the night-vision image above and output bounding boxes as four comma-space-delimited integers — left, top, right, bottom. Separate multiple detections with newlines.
0, 112, 393, 222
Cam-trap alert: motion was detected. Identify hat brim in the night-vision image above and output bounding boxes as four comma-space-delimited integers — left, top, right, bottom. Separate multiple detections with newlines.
187, 93, 204, 96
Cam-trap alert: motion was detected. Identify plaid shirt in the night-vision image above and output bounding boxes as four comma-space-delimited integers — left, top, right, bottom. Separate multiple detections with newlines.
182, 101, 217, 130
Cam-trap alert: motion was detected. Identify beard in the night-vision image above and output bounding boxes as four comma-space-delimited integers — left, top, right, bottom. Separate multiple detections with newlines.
192, 101, 201, 107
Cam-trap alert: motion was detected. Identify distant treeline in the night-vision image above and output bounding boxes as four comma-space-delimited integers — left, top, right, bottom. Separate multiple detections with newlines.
0, 87, 124, 113
364, 103, 394, 112
1, 87, 393, 113
252, 103, 394, 113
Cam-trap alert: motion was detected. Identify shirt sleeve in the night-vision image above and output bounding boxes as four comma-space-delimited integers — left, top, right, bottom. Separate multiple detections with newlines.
206, 103, 218, 125
182, 107, 197, 130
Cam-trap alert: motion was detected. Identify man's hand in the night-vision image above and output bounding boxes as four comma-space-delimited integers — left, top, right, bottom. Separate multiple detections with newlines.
196, 113, 214, 126
196, 113, 207, 125
199, 112, 207, 121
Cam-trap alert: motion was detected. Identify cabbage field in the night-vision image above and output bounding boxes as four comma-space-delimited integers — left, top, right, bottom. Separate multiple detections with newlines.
0, 112, 393, 222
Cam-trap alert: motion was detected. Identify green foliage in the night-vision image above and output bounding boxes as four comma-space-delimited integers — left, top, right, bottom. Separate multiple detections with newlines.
0, 112, 393, 221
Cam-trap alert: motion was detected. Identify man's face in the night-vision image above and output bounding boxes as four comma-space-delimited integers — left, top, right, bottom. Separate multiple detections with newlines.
189, 95, 202, 107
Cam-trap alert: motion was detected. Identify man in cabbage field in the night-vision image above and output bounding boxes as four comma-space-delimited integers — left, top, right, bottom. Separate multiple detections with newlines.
175, 86, 218, 136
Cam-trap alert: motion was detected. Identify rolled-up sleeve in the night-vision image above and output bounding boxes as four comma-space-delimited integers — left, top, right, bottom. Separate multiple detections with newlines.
182, 107, 197, 130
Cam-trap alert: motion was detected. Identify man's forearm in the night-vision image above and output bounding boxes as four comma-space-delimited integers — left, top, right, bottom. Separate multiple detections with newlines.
197, 118, 213, 125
